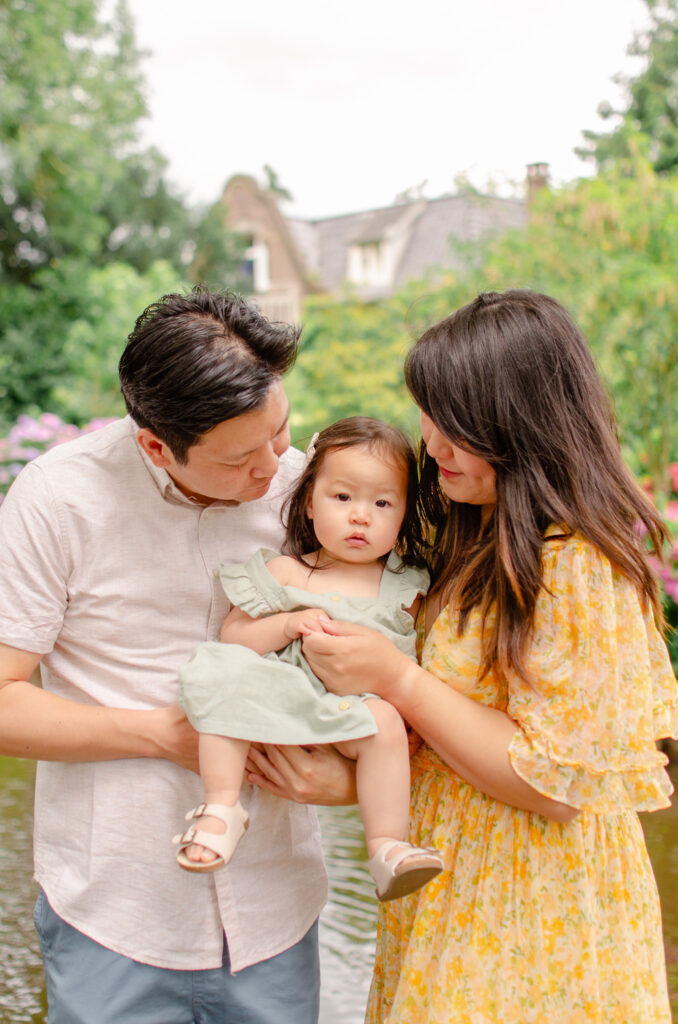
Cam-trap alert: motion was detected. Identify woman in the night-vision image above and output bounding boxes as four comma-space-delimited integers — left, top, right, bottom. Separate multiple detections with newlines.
295, 291, 677, 1022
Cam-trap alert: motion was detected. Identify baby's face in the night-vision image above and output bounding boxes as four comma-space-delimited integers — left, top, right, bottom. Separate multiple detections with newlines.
306, 444, 408, 565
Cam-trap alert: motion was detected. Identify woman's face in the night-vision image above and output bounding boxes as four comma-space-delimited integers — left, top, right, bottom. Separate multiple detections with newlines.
420, 412, 497, 511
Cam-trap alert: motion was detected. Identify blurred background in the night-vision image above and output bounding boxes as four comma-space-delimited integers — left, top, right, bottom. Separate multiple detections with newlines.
0, 0, 676, 1019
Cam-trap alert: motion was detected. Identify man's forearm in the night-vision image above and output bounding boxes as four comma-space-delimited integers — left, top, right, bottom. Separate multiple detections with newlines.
0, 679, 198, 769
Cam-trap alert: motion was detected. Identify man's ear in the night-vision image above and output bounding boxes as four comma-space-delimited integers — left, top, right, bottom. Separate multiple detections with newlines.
136, 428, 173, 468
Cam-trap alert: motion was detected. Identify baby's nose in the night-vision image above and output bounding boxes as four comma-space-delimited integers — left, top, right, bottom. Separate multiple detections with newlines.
350, 504, 370, 523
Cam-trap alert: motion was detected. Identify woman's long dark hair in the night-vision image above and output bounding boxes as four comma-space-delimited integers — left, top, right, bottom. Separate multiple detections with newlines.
285, 416, 427, 568
405, 289, 668, 680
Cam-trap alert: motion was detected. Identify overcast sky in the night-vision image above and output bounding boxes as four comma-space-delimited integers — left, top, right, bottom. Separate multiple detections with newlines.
127, 0, 650, 219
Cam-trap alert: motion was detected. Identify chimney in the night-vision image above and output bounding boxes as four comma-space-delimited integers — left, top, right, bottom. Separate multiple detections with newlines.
526, 162, 549, 205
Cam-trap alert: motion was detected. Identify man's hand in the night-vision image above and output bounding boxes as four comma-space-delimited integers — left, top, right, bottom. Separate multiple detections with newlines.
246, 743, 357, 805
149, 704, 200, 773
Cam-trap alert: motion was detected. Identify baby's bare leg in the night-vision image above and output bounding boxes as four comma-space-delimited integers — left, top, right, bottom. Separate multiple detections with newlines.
336, 702, 444, 901
184, 733, 249, 865
336, 699, 410, 860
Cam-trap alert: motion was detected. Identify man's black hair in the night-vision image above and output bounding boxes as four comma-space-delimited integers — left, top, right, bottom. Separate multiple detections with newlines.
119, 287, 300, 462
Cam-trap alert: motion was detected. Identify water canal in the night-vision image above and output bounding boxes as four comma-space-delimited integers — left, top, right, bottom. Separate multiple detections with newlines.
0, 757, 676, 1023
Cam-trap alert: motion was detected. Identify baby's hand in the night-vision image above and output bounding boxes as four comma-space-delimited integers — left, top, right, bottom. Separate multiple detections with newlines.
284, 608, 331, 640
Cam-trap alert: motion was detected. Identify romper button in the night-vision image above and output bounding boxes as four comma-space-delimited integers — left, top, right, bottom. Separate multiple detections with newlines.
330, 595, 341, 601
338, 701, 350, 711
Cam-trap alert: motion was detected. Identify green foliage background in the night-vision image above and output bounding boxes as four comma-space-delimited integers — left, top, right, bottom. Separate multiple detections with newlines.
288, 158, 678, 505
1, 0, 677, 505
0, 1, 676, 1015
0, 0, 244, 430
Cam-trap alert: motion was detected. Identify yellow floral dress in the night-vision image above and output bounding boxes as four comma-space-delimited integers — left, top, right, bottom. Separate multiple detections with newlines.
366, 531, 678, 1024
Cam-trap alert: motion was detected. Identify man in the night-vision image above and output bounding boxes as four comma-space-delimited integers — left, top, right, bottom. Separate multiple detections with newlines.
0, 289, 327, 1024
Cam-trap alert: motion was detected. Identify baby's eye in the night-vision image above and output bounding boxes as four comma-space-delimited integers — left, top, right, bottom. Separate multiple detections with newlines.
375, 499, 391, 508
335, 493, 350, 502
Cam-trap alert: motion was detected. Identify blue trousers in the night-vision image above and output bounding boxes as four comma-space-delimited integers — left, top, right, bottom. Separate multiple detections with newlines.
34, 889, 320, 1024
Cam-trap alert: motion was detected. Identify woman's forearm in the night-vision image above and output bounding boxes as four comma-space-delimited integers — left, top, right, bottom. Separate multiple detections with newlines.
390, 658, 578, 822
302, 626, 579, 821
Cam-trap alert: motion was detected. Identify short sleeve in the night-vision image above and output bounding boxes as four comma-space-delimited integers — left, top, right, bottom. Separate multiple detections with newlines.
218, 549, 284, 618
399, 564, 430, 607
0, 462, 69, 653
507, 535, 677, 812
379, 553, 429, 636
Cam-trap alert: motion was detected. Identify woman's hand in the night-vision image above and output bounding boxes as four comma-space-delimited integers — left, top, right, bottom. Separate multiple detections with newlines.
246, 742, 357, 805
302, 619, 414, 703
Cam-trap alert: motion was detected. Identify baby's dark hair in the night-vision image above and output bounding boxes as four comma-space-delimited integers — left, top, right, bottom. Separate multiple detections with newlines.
284, 416, 427, 567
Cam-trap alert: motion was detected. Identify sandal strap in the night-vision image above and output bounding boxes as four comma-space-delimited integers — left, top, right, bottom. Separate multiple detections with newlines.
369, 839, 436, 873
184, 802, 248, 826
173, 802, 249, 862
367, 840, 443, 897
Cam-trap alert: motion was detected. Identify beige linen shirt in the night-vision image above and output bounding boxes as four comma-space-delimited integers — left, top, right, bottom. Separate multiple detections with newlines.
0, 417, 327, 971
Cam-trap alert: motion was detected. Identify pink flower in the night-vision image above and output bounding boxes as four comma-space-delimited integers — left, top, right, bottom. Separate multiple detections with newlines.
1, 415, 116, 501
664, 500, 678, 525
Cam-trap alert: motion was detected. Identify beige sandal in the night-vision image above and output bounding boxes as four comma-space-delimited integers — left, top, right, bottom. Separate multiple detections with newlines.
173, 801, 249, 873
368, 839, 443, 901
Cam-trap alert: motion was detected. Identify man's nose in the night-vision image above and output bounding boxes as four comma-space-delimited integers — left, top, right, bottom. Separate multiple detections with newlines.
251, 444, 279, 478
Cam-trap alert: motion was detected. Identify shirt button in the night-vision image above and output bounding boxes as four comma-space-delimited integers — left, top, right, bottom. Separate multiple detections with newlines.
330, 595, 341, 602
338, 701, 350, 711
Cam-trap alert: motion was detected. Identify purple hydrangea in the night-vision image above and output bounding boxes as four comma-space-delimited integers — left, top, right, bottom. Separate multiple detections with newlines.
0, 413, 115, 505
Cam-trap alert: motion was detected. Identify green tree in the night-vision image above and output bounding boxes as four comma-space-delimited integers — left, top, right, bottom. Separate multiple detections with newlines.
292, 161, 678, 503
262, 164, 293, 203
285, 294, 423, 444
448, 160, 678, 503
577, 0, 678, 174
0, 0, 175, 278
0, 260, 185, 429
0, 0, 245, 424
0, 0, 243, 282
189, 198, 248, 290
48, 260, 185, 422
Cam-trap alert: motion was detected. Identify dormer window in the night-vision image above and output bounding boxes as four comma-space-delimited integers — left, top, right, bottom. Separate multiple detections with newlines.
240, 235, 270, 293
347, 241, 387, 287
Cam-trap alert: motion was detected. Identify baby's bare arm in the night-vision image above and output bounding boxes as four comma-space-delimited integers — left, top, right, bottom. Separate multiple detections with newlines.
220, 605, 330, 655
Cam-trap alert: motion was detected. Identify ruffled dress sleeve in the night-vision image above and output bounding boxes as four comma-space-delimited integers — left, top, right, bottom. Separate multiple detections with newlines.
218, 548, 286, 618
507, 533, 678, 812
399, 563, 430, 607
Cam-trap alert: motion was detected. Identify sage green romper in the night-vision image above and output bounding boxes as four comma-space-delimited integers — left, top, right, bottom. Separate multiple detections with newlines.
179, 548, 429, 745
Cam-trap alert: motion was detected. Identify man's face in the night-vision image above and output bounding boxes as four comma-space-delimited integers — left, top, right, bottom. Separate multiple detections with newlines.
139, 380, 291, 504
